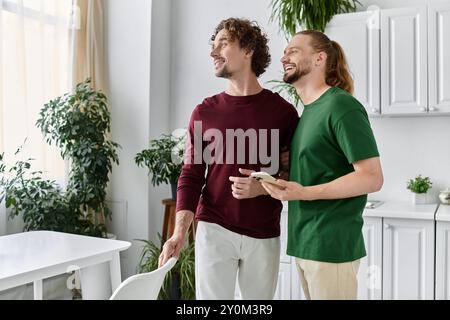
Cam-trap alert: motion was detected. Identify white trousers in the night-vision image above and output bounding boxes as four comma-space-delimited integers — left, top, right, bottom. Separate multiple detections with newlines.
195, 221, 280, 300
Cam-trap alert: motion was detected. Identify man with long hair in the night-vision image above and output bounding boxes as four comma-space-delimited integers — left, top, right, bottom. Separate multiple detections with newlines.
159, 18, 298, 299
262, 30, 383, 300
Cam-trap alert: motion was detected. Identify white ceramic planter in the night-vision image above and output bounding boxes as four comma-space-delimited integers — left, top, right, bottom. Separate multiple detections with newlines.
439, 188, 450, 205
412, 193, 427, 205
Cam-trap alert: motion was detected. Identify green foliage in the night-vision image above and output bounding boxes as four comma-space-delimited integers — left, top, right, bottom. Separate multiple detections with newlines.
0, 148, 88, 234
137, 234, 195, 300
36, 79, 120, 215
1, 79, 120, 237
407, 175, 433, 194
270, 0, 360, 35
135, 133, 186, 186
268, 79, 301, 107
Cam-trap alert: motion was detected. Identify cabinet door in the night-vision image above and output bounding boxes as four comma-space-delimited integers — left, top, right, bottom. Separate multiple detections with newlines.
436, 221, 450, 300
358, 216, 383, 300
428, 2, 450, 114
325, 10, 380, 115
280, 211, 290, 264
381, 7, 428, 114
273, 263, 291, 300
383, 218, 434, 299
290, 259, 307, 300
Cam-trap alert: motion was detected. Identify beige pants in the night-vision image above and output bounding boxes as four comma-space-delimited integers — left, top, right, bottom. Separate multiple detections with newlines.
295, 258, 361, 300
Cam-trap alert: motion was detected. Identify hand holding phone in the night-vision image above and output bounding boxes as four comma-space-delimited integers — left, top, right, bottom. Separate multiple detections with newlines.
250, 172, 278, 185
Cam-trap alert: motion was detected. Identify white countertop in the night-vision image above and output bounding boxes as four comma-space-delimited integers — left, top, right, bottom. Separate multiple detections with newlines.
436, 204, 450, 222
363, 201, 438, 220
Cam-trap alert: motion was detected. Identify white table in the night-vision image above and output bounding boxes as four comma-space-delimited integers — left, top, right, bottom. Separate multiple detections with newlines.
0, 231, 131, 300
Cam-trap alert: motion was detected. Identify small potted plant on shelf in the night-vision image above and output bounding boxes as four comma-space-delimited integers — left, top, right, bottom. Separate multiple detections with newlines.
135, 129, 187, 200
407, 175, 433, 205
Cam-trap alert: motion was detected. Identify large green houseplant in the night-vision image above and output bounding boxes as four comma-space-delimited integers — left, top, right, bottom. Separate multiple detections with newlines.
0, 79, 120, 237
135, 130, 186, 199
270, 0, 361, 35
137, 234, 195, 300
36, 78, 120, 236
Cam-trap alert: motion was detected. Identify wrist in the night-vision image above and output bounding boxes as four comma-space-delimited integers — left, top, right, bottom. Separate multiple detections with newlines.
172, 228, 187, 239
303, 186, 318, 201
258, 184, 269, 196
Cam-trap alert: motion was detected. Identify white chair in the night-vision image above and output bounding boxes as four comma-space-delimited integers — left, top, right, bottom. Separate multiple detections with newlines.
109, 257, 177, 300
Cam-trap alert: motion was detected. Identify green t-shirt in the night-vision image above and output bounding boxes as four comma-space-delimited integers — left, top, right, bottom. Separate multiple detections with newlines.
288, 86, 380, 263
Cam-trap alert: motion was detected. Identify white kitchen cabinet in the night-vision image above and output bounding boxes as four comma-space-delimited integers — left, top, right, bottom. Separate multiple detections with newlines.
279, 206, 306, 300
325, 10, 380, 115
381, 6, 428, 115
290, 259, 307, 300
382, 217, 435, 300
358, 215, 383, 300
280, 210, 290, 264
273, 263, 291, 300
428, 2, 450, 114
435, 204, 450, 300
273, 206, 294, 300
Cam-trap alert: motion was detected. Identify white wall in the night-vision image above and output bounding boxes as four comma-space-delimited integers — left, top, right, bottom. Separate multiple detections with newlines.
106, 0, 149, 278
169, 0, 450, 204
170, 0, 291, 128
106, 0, 172, 278
148, 0, 172, 246
370, 117, 450, 203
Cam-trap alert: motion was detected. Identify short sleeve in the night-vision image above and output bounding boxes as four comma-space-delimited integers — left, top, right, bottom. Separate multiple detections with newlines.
333, 110, 380, 164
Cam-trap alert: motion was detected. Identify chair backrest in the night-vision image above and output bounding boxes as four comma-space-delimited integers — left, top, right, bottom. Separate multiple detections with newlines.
110, 257, 177, 300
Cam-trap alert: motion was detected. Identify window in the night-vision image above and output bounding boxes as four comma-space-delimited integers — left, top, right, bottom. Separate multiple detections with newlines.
0, 0, 73, 183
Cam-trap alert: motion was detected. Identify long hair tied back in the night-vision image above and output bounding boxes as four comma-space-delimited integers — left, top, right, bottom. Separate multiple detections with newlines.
297, 30, 354, 94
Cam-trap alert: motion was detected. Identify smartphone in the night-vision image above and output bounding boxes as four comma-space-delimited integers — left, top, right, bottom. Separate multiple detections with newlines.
250, 171, 278, 184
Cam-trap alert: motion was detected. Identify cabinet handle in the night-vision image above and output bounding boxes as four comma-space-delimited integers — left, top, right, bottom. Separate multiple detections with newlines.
420, 107, 427, 112
384, 223, 391, 229
371, 108, 379, 114
429, 106, 437, 112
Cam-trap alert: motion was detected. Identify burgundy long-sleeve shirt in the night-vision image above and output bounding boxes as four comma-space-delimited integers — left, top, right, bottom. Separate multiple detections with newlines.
176, 89, 299, 238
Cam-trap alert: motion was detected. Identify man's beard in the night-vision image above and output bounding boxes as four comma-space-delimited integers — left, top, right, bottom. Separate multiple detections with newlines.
216, 66, 232, 79
283, 61, 312, 84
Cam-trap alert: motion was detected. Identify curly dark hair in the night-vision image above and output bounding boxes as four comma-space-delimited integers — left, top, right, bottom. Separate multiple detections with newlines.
211, 18, 271, 77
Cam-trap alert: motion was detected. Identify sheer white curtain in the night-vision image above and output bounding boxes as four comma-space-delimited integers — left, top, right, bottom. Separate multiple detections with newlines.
0, 0, 73, 234
0, 0, 73, 179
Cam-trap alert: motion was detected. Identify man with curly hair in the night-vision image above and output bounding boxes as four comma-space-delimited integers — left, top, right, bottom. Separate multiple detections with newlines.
159, 18, 299, 299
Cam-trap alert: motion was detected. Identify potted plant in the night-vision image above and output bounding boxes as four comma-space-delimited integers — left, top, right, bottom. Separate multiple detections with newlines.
137, 234, 195, 300
36, 78, 120, 237
270, 0, 361, 35
135, 129, 187, 200
407, 175, 433, 205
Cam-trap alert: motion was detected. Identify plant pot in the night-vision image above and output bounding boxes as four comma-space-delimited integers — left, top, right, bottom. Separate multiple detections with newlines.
170, 181, 178, 201
412, 193, 427, 205
169, 273, 181, 300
